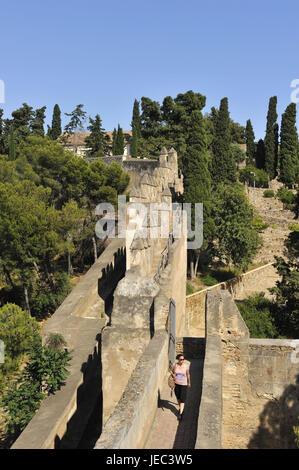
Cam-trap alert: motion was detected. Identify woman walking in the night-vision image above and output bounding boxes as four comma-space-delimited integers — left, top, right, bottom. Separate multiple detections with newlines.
170, 354, 191, 421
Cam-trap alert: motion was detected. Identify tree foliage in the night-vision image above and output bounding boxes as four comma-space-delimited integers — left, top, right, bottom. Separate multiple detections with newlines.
264, 96, 278, 180
211, 97, 237, 184
280, 103, 298, 187
245, 119, 255, 165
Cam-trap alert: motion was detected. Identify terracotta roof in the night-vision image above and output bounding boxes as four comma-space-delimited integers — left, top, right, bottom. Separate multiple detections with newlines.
59, 130, 132, 146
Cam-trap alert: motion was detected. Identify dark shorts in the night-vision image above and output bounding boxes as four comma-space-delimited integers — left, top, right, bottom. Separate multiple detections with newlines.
174, 384, 188, 403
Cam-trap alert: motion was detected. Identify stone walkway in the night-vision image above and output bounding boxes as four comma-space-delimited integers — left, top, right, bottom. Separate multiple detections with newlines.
144, 359, 204, 449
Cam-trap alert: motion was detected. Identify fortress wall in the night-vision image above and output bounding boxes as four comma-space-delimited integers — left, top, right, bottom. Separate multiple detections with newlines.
167, 235, 187, 337
186, 262, 279, 337
249, 339, 299, 399
11, 238, 125, 449
95, 330, 169, 449
197, 290, 299, 449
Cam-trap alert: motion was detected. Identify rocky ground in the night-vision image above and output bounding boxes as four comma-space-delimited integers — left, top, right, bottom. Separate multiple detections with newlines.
247, 181, 296, 264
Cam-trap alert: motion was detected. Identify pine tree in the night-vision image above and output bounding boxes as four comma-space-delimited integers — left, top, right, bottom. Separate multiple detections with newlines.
264, 96, 278, 180
255, 139, 266, 170
8, 126, 16, 161
131, 99, 141, 157
211, 97, 236, 184
245, 119, 255, 165
85, 114, 107, 157
31, 106, 46, 137
0, 108, 5, 154
50, 104, 62, 140
280, 103, 298, 187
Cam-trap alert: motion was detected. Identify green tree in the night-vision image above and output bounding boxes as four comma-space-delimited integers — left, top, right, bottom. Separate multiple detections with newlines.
238, 293, 278, 338
114, 124, 125, 155
112, 128, 117, 155
8, 127, 16, 161
231, 143, 246, 163
212, 183, 262, 270
279, 103, 298, 187
255, 139, 266, 170
49, 104, 62, 140
183, 108, 215, 277
85, 114, 107, 157
264, 96, 278, 180
31, 106, 46, 137
211, 98, 236, 184
11, 103, 34, 143
0, 334, 71, 441
64, 104, 87, 153
270, 230, 299, 337
0, 303, 39, 378
245, 119, 255, 165
131, 99, 141, 157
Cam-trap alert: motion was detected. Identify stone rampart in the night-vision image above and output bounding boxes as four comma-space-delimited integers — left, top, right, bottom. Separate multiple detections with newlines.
249, 339, 299, 399
11, 238, 125, 449
94, 330, 169, 449
196, 290, 299, 449
186, 262, 279, 337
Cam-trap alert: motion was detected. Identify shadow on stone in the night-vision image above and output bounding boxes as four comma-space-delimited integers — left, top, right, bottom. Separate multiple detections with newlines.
157, 388, 178, 418
173, 358, 204, 449
248, 373, 299, 449
54, 335, 103, 449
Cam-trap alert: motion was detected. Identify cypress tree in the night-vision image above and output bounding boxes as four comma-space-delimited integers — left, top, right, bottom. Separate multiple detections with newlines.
115, 124, 125, 155
264, 96, 278, 180
112, 128, 117, 155
280, 103, 298, 187
131, 99, 141, 157
211, 97, 236, 184
255, 139, 266, 170
50, 104, 62, 140
245, 119, 255, 165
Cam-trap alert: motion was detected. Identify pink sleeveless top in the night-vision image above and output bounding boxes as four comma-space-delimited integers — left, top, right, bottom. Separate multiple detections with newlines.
172, 362, 189, 386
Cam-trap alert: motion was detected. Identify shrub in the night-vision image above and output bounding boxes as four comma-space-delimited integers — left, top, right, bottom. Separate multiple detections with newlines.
276, 187, 295, 206
239, 165, 269, 188
252, 216, 269, 232
263, 189, 275, 198
186, 283, 195, 295
0, 334, 72, 442
201, 274, 219, 286
288, 223, 299, 232
0, 303, 39, 382
237, 293, 278, 338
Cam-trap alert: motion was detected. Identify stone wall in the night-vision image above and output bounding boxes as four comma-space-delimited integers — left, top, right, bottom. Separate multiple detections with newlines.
186, 262, 279, 337
94, 330, 169, 449
198, 290, 299, 449
101, 233, 187, 426
11, 238, 125, 449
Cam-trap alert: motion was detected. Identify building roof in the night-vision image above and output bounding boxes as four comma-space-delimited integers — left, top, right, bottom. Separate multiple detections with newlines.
59, 130, 132, 147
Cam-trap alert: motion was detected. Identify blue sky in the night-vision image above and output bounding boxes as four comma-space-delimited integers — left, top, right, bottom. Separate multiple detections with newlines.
1, 0, 299, 140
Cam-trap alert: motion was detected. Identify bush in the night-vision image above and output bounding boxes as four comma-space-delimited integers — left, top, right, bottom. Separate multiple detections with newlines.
263, 189, 275, 198
237, 293, 278, 338
0, 303, 39, 382
288, 223, 299, 232
231, 143, 246, 163
201, 274, 219, 286
252, 216, 269, 232
276, 187, 295, 206
0, 334, 72, 442
239, 165, 269, 188
186, 283, 195, 295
